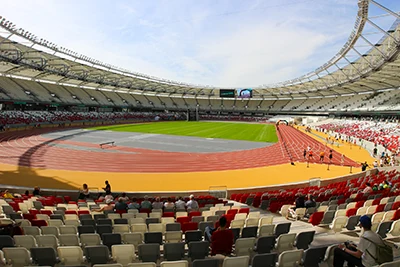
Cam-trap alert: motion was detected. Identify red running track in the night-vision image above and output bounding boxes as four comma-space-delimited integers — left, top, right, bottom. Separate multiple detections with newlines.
0, 125, 359, 173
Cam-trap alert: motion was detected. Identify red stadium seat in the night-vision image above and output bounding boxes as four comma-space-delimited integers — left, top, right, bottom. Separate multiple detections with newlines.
40, 210, 53, 216
308, 212, 324, 226
376, 204, 385, 213
238, 208, 250, 214
78, 210, 90, 215
392, 201, 400, 210
189, 211, 201, 219
23, 214, 36, 221
64, 196, 71, 203
226, 209, 238, 216
65, 210, 77, 215
182, 222, 198, 233
177, 216, 190, 226
140, 208, 151, 214
163, 212, 175, 218
391, 209, 400, 221
29, 209, 40, 216
31, 219, 48, 227
346, 208, 357, 217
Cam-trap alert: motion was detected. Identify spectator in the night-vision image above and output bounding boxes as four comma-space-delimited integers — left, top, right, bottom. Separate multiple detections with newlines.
288, 193, 305, 218
119, 193, 129, 202
104, 194, 114, 202
363, 183, 373, 194
152, 197, 163, 210
372, 184, 379, 191
383, 181, 391, 190
115, 197, 128, 212
164, 197, 175, 209
24, 190, 29, 196
333, 215, 382, 267
2, 190, 13, 199
94, 199, 114, 212
186, 195, 199, 210
305, 194, 316, 208
79, 184, 90, 200
361, 161, 369, 172
128, 198, 140, 210
303, 149, 307, 160
328, 150, 333, 163
97, 193, 105, 201
103, 180, 111, 195
32, 186, 40, 196
373, 160, 378, 168
205, 216, 234, 256
373, 147, 378, 157
175, 196, 186, 210
141, 196, 152, 210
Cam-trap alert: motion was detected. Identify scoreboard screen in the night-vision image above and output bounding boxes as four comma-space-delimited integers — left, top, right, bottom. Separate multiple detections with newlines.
219, 89, 235, 98
237, 88, 253, 98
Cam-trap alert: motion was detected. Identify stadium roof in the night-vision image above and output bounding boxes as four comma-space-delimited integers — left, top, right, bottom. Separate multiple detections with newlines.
0, 0, 400, 100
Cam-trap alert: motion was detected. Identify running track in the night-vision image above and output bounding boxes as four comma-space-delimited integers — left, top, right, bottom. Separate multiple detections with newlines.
0, 125, 359, 173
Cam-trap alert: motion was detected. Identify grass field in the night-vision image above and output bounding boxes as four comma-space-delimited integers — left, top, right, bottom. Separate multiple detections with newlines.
92, 121, 278, 142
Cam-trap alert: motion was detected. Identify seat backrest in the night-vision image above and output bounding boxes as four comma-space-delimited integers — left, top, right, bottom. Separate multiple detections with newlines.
57, 246, 84, 266
30, 247, 57, 266
277, 249, 304, 267
36, 234, 58, 249
164, 242, 185, 261
3, 246, 30, 266
295, 231, 315, 250
81, 233, 102, 246
138, 243, 160, 262
59, 234, 80, 246
185, 230, 202, 243
23, 226, 41, 236
59, 225, 77, 235
122, 232, 143, 246
274, 222, 291, 237
165, 231, 183, 243
148, 223, 163, 233
166, 223, 181, 232
193, 258, 220, 267
14, 235, 36, 250
259, 224, 275, 237
256, 236, 276, 254
276, 233, 296, 253
321, 211, 335, 224
303, 246, 328, 267
222, 255, 249, 267
377, 221, 394, 238
114, 224, 131, 234
41, 226, 60, 236
241, 226, 258, 238
112, 244, 136, 265
85, 245, 110, 265
131, 223, 148, 234
188, 241, 209, 260
252, 252, 278, 267
144, 232, 163, 245
102, 233, 122, 248
379, 259, 400, 267
160, 260, 189, 267
127, 263, 156, 267
330, 216, 348, 232
235, 237, 256, 256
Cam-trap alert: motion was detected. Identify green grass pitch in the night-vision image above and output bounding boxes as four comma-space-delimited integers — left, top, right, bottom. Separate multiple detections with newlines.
91, 121, 278, 143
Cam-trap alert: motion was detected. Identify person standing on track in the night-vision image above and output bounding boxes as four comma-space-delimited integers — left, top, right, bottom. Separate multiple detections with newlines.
320, 151, 325, 162
103, 180, 111, 195
303, 149, 307, 160
328, 150, 333, 163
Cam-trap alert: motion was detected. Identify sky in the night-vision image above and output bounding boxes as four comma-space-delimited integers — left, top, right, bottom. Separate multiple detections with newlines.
1, 0, 399, 88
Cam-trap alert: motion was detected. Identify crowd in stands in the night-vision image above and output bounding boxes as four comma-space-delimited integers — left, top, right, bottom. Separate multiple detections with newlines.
0, 110, 186, 126
315, 119, 400, 153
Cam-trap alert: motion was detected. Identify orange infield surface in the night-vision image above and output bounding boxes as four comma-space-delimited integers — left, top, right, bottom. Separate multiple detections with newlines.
0, 124, 372, 192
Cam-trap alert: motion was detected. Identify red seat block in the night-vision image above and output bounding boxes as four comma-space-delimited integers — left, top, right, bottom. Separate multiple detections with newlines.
238, 208, 250, 214
78, 210, 90, 215
308, 212, 324, 226
189, 211, 201, 219
40, 210, 53, 216
226, 209, 238, 216
23, 214, 36, 221
391, 209, 400, 221
177, 216, 190, 226
346, 208, 357, 217
31, 219, 48, 227
65, 210, 77, 215
182, 222, 198, 233
163, 212, 175, 218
